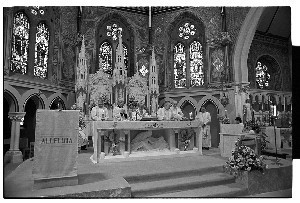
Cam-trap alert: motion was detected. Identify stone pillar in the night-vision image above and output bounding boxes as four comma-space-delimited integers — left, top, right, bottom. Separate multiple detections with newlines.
97, 129, 105, 162
5, 112, 26, 163
195, 127, 202, 155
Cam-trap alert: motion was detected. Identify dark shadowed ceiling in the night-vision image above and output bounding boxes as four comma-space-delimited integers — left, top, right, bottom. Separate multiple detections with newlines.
256, 6, 291, 40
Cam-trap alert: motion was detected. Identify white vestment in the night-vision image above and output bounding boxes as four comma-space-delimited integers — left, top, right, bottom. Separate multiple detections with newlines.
91, 106, 109, 121
196, 112, 212, 147
172, 107, 183, 120
157, 107, 173, 121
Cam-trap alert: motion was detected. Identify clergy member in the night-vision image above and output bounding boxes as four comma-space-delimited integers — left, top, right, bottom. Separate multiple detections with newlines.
195, 107, 211, 149
113, 99, 127, 121
91, 99, 109, 121
171, 101, 184, 120
157, 101, 173, 121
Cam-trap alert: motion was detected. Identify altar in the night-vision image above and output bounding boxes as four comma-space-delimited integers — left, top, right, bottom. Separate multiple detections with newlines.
90, 120, 202, 163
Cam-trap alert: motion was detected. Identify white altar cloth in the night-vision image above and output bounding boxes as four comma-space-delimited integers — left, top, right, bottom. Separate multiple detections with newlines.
90, 120, 202, 163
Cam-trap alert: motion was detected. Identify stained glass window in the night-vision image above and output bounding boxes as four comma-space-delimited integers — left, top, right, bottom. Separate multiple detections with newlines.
99, 42, 112, 75
34, 22, 50, 79
189, 41, 204, 87
31, 6, 45, 15
174, 43, 186, 88
10, 12, 30, 74
139, 65, 148, 76
256, 61, 270, 89
107, 23, 122, 41
179, 22, 196, 40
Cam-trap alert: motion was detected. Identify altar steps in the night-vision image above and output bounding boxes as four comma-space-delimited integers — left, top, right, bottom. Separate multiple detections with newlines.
125, 166, 248, 198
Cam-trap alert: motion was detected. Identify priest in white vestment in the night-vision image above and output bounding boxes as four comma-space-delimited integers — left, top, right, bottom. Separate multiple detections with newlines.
195, 107, 211, 149
157, 101, 173, 121
91, 99, 109, 121
171, 101, 184, 120
113, 100, 127, 121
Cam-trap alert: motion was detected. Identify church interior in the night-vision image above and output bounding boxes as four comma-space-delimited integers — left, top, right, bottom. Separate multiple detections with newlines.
3, 6, 294, 198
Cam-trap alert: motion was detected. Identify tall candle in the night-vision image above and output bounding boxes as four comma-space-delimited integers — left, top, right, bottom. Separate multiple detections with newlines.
149, 6, 151, 27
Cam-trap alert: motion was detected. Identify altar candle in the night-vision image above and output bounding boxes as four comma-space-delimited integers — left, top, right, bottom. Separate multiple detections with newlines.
149, 6, 151, 27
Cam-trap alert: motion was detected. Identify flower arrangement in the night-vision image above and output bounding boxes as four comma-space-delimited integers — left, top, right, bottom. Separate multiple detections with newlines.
224, 138, 267, 177
104, 131, 125, 156
218, 115, 230, 124
128, 96, 138, 110
179, 129, 195, 151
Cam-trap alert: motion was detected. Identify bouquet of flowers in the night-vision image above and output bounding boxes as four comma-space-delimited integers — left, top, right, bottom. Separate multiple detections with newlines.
179, 129, 195, 151
224, 138, 267, 177
128, 96, 138, 110
105, 131, 125, 156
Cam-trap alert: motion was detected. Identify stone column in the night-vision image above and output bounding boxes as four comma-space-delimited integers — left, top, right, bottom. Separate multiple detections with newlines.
169, 129, 176, 151
195, 127, 202, 155
97, 129, 105, 162
5, 112, 26, 163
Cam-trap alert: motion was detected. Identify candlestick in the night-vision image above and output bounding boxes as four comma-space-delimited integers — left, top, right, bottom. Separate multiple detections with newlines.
149, 6, 151, 27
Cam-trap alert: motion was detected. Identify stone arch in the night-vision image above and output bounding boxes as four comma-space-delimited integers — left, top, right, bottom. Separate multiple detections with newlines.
48, 93, 67, 110
196, 95, 225, 116
233, 7, 265, 84
178, 96, 197, 109
4, 84, 22, 112
21, 89, 46, 111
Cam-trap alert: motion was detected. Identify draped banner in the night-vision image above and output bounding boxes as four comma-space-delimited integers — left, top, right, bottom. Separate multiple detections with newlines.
33, 110, 79, 180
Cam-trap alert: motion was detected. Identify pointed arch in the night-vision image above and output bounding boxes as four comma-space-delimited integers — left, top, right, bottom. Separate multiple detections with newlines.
197, 95, 225, 116
95, 12, 134, 77
233, 7, 265, 83
168, 11, 206, 89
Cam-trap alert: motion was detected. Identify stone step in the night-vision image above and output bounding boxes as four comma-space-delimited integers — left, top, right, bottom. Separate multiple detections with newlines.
125, 165, 223, 184
149, 182, 248, 198
262, 150, 289, 159
130, 172, 236, 197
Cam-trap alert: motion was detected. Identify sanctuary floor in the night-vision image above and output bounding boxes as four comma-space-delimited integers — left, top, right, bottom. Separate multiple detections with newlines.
4, 147, 293, 198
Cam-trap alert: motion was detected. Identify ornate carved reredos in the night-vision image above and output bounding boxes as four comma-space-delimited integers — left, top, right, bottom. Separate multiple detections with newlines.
89, 69, 113, 105
127, 72, 148, 105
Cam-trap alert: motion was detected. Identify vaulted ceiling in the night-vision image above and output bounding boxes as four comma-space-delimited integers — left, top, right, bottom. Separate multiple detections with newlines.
256, 7, 291, 40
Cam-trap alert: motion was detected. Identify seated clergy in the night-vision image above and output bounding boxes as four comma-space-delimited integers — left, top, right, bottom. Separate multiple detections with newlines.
113, 100, 128, 121
91, 99, 109, 121
157, 101, 173, 121
171, 101, 184, 120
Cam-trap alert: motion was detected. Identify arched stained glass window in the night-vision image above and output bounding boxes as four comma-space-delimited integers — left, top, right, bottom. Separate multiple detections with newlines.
34, 22, 50, 79
189, 41, 204, 87
256, 61, 270, 89
10, 12, 30, 74
99, 41, 112, 75
174, 43, 186, 88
